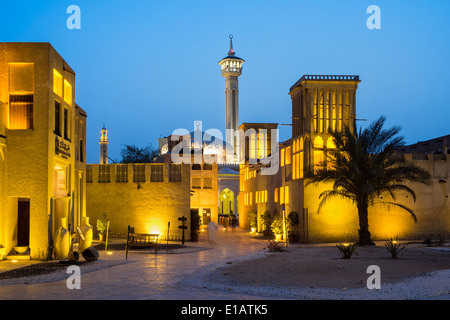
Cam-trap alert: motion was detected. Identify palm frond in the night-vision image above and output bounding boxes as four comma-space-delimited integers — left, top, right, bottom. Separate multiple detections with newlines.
372, 200, 418, 223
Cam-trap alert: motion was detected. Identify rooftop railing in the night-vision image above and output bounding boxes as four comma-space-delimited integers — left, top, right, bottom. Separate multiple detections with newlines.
290, 75, 360, 92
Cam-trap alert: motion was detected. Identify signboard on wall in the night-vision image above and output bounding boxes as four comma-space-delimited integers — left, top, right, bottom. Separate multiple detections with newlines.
55, 136, 71, 159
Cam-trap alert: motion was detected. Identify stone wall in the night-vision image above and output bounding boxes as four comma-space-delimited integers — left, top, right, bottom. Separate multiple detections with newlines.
86, 163, 191, 240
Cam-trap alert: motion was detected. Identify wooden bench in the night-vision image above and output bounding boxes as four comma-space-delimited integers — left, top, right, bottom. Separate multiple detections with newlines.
125, 226, 159, 259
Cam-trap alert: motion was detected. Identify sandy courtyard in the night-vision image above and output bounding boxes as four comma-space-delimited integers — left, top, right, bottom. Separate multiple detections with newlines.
209, 243, 450, 290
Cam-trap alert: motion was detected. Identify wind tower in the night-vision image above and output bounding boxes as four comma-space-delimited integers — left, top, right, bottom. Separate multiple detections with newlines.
219, 35, 244, 161
100, 125, 109, 164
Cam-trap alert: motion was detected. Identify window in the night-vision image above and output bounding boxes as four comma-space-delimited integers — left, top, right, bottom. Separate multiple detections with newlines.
280, 148, 285, 167
64, 80, 72, 106
203, 163, 212, 170
86, 165, 93, 183
274, 188, 278, 203
79, 139, 84, 163
285, 146, 292, 165
169, 164, 182, 182
53, 69, 63, 97
192, 177, 201, 189
64, 108, 69, 140
256, 190, 267, 203
9, 94, 33, 129
326, 137, 336, 149
192, 164, 201, 170
203, 178, 212, 189
314, 136, 324, 148
314, 150, 324, 170
133, 164, 145, 182
98, 165, 110, 183
150, 164, 164, 182
54, 100, 61, 135
116, 164, 128, 182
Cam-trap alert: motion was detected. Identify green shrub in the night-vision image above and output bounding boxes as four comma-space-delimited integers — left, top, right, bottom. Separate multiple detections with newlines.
336, 242, 358, 259
286, 212, 299, 235
261, 210, 272, 232
271, 215, 283, 235
248, 211, 257, 229
96, 213, 109, 235
385, 238, 405, 258
190, 209, 201, 241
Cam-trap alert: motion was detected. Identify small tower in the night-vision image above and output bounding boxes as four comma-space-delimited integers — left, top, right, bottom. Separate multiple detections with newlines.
100, 125, 109, 164
219, 35, 244, 158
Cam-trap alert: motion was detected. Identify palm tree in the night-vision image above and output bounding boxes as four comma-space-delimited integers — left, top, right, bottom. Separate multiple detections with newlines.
306, 116, 431, 246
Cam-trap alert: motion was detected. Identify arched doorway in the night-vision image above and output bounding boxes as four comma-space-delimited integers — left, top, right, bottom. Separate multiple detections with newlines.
219, 188, 234, 216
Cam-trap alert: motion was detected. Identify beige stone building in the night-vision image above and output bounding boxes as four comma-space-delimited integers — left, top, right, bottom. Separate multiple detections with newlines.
240, 75, 450, 242
85, 162, 191, 240
0, 43, 87, 260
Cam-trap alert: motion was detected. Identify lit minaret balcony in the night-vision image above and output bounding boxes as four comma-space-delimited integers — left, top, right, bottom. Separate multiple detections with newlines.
218, 35, 244, 77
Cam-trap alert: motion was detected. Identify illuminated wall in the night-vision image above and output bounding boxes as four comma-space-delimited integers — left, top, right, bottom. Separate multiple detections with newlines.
190, 161, 219, 226
239, 75, 450, 242
303, 154, 450, 242
0, 43, 86, 260
86, 163, 191, 240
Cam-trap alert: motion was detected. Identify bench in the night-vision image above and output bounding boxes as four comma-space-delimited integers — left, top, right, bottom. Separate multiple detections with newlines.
125, 226, 159, 259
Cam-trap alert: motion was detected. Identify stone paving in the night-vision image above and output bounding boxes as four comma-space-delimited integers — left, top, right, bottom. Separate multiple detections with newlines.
1, 229, 449, 300
0, 228, 278, 300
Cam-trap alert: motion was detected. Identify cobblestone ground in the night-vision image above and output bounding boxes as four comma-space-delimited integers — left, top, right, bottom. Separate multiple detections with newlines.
0, 228, 276, 300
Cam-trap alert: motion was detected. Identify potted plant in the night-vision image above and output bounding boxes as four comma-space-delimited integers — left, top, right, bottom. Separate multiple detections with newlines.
271, 214, 283, 240
261, 210, 273, 237
190, 209, 201, 242
286, 211, 299, 243
96, 213, 108, 241
248, 211, 257, 233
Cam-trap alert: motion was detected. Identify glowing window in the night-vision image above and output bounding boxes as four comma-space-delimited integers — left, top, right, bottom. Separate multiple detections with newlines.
280, 148, 285, 167
274, 188, 278, 203
64, 80, 72, 106
314, 136, 324, 148
314, 150, 324, 170
299, 152, 304, 178
285, 146, 292, 165
257, 130, 267, 159
248, 130, 257, 161
284, 186, 290, 204
53, 69, 63, 97
9, 94, 33, 129
293, 153, 298, 180
327, 137, 336, 149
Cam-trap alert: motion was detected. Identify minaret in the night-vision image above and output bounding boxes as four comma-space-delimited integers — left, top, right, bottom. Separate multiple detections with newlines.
218, 35, 244, 159
100, 125, 109, 164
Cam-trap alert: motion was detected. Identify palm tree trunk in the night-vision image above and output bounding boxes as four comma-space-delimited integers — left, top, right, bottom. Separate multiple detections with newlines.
357, 200, 375, 246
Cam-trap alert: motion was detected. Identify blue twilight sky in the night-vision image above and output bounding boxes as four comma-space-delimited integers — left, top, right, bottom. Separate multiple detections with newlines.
1, 0, 449, 163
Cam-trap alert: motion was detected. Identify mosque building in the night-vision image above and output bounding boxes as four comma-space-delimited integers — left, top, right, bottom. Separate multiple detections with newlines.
1, 38, 448, 263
